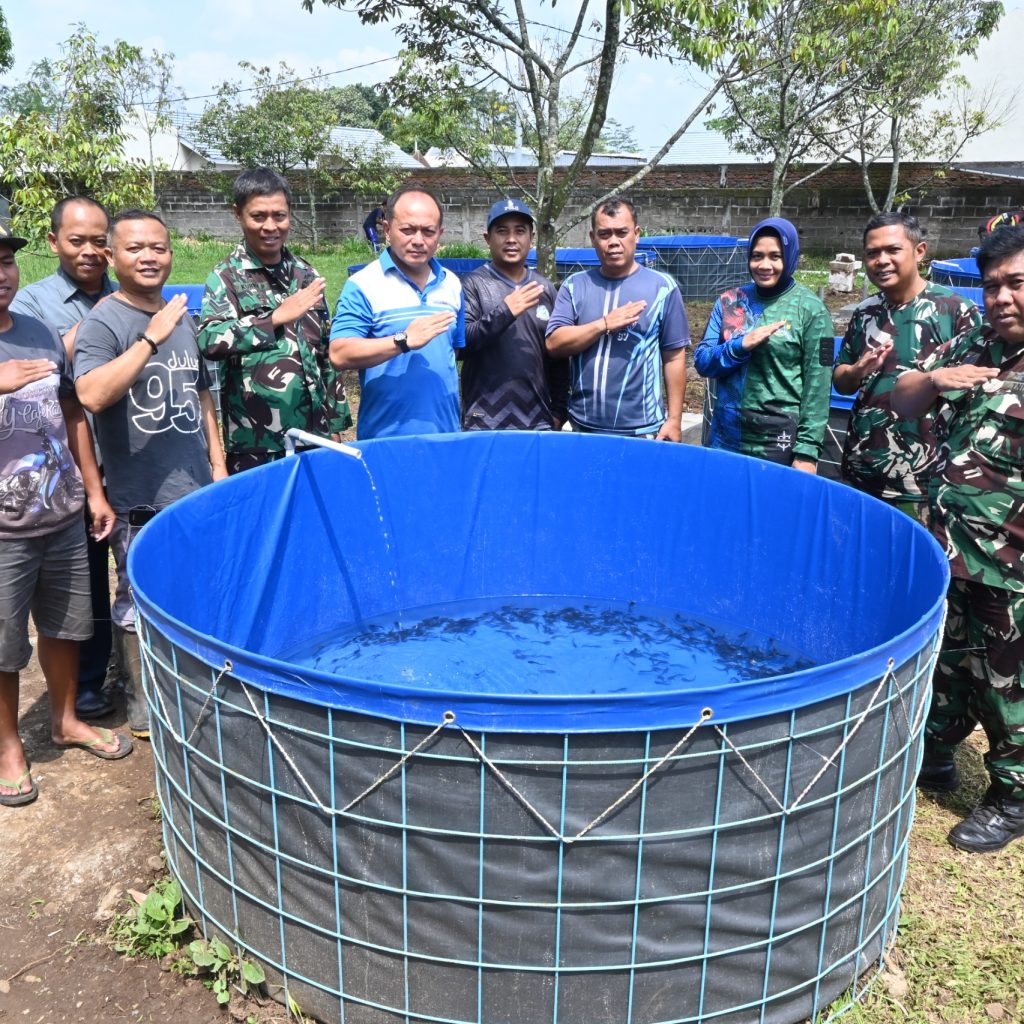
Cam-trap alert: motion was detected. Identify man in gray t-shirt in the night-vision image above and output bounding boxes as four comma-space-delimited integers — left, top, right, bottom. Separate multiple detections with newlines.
75, 210, 226, 738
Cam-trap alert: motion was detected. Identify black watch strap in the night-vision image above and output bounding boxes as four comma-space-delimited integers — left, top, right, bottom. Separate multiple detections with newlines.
137, 332, 159, 355
394, 331, 410, 353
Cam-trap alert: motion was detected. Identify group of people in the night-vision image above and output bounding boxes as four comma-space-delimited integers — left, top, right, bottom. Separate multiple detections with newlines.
1, 172, 1021, 858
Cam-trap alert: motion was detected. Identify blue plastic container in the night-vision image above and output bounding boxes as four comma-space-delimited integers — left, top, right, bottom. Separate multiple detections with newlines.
130, 433, 947, 1024
162, 283, 205, 319
930, 257, 980, 289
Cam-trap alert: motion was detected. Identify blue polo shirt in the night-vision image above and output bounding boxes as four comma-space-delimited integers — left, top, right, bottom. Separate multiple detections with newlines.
331, 250, 465, 440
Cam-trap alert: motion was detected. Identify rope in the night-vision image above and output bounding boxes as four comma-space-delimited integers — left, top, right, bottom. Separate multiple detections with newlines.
139, 632, 934, 839
237, 682, 452, 817
186, 661, 233, 745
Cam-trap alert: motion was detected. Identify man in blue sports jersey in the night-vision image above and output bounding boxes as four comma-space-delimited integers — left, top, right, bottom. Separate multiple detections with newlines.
545, 198, 690, 439
330, 186, 465, 439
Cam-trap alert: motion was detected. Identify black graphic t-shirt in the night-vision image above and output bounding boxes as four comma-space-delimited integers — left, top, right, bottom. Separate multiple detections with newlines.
0, 314, 85, 538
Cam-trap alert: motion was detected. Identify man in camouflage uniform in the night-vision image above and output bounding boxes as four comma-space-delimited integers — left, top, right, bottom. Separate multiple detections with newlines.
199, 168, 350, 474
892, 224, 1024, 853
835, 212, 981, 521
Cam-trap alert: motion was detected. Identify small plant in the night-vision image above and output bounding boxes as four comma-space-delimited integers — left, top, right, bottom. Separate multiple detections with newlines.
437, 241, 489, 259
187, 935, 266, 1005
109, 878, 193, 958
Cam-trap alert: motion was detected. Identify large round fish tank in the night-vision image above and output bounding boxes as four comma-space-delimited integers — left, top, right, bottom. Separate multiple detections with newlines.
129, 433, 947, 1024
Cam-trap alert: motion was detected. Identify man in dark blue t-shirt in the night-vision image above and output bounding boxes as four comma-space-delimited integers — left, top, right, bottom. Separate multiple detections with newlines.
461, 198, 568, 430
545, 198, 690, 438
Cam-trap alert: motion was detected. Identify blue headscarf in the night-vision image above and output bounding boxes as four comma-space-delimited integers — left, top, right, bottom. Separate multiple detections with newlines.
748, 217, 800, 297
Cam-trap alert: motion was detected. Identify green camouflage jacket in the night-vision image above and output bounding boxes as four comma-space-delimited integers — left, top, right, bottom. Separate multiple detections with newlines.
198, 243, 351, 457
919, 324, 1024, 592
837, 284, 981, 501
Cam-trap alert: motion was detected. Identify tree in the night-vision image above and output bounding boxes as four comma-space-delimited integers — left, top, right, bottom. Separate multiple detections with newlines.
0, 9, 12, 76
303, 0, 887, 277
0, 25, 154, 244
805, 2, 1006, 212
193, 62, 404, 247
324, 83, 389, 130
380, 83, 517, 156
707, 0, 1002, 215
110, 47, 183, 195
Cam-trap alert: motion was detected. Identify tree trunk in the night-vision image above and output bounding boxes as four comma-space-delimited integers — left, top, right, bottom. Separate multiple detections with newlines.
307, 167, 319, 249
882, 118, 902, 212
769, 151, 787, 217
535, 201, 558, 282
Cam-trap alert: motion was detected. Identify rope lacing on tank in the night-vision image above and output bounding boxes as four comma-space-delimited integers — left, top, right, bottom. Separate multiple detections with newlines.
140, 629, 936, 843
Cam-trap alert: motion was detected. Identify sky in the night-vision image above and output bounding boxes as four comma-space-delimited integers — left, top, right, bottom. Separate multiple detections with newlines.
1, 0, 1021, 164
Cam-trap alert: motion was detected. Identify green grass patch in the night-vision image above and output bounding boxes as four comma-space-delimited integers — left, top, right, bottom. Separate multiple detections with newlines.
15, 235, 379, 311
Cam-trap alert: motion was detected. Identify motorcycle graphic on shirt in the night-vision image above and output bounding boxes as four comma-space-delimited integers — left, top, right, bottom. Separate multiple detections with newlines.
0, 429, 80, 521
0, 373, 84, 530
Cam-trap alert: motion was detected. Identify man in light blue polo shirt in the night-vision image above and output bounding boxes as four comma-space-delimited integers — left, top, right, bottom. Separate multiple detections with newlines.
330, 187, 464, 439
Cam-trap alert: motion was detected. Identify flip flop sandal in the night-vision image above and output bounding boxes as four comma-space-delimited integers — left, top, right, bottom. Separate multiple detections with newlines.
55, 727, 134, 761
0, 768, 38, 807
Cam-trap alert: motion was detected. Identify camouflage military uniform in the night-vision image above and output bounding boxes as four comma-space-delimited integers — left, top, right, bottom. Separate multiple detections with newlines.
837, 284, 980, 507
198, 243, 351, 473
916, 324, 1024, 798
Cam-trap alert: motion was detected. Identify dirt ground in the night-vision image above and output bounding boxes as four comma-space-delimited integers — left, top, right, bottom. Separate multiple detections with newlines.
0, 651, 287, 1024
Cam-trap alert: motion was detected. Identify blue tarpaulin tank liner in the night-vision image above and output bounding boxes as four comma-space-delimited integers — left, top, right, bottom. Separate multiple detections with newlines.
930, 256, 980, 289
928, 259, 985, 312
163, 284, 219, 405
129, 433, 947, 1024
162, 283, 205, 318
636, 234, 750, 300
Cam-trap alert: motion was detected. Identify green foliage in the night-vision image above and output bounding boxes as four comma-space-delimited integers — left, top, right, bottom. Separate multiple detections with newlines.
301, 0, 785, 278
0, 24, 157, 243
0, 10, 11, 75
193, 61, 403, 246
706, 0, 1004, 213
323, 83, 389, 130
185, 935, 266, 1006
109, 878, 193, 959
436, 241, 489, 259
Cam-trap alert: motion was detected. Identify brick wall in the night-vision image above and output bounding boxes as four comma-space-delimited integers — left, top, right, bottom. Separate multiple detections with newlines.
156, 163, 1024, 258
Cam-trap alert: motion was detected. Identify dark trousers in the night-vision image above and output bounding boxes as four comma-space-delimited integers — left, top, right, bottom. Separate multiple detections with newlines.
78, 510, 112, 694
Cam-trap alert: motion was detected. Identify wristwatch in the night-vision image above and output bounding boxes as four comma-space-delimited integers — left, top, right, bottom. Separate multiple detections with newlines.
394, 331, 410, 353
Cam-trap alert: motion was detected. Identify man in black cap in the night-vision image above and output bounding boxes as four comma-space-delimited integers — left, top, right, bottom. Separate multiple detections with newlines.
461, 198, 568, 430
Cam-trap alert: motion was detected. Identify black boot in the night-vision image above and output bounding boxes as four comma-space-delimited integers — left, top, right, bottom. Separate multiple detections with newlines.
114, 625, 150, 740
948, 786, 1024, 853
917, 751, 960, 792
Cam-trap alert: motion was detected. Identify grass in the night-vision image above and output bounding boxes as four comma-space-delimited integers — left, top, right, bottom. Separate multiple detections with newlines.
16, 236, 491, 311
15, 235, 379, 311
819, 734, 1023, 1023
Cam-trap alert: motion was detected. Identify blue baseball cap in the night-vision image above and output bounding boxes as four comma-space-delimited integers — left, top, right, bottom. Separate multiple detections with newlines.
487, 198, 535, 230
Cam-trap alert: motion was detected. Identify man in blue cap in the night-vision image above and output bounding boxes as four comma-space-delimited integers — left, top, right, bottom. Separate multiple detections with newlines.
461, 198, 568, 430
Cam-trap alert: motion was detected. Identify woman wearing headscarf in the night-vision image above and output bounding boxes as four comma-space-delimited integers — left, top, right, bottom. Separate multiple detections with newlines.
694, 218, 834, 471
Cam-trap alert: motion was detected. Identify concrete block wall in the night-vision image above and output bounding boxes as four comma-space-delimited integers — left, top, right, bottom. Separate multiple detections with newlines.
155, 163, 1024, 258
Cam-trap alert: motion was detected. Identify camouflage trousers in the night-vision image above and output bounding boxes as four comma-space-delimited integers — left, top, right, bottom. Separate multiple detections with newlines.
927, 578, 1024, 798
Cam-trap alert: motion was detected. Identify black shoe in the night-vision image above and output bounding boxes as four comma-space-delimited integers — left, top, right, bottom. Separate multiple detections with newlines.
948, 789, 1024, 853
917, 754, 960, 792
75, 687, 115, 719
